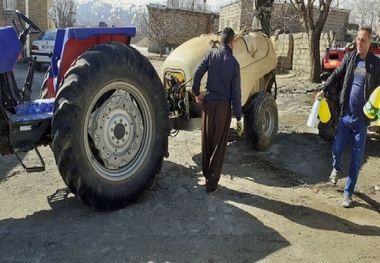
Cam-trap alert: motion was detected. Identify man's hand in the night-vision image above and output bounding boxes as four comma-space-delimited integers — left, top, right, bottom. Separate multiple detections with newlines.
196, 95, 204, 106
315, 90, 325, 101
236, 120, 243, 137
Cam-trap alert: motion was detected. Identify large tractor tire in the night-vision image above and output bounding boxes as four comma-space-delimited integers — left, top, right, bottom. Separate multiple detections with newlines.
244, 91, 278, 150
51, 42, 169, 210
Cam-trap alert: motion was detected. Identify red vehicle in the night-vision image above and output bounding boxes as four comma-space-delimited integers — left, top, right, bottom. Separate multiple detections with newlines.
321, 39, 380, 78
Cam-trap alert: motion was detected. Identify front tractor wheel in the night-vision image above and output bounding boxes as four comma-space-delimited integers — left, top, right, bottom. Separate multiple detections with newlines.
244, 92, 278, 150
52, 42, 169, 210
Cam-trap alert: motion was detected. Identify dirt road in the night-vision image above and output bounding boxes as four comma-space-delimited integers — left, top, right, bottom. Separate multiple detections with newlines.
0, 57, 379, 262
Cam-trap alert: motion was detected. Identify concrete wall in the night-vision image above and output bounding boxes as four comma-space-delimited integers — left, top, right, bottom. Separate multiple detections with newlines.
147, 4, 219, 54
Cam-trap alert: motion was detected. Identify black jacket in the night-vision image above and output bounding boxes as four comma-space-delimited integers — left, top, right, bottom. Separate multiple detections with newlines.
323, 51, 380, 119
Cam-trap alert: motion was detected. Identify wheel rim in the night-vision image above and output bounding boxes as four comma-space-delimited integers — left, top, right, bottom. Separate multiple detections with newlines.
262, 107, 274, 137
84, 81, 153, 181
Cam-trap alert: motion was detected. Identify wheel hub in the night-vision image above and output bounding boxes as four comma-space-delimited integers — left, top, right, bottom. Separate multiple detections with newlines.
88, 90, 144, 170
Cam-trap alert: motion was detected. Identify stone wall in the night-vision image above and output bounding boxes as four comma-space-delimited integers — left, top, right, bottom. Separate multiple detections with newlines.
218, 1, 241, 32
218, 0, 253, 32
147, 4, 219, 54
274, 33, 293, 73
272, 32, 335, 75
291, 31, 335, 75
271, 3, 303, 34
315, 8, 350, 41
219, 1, 350, 41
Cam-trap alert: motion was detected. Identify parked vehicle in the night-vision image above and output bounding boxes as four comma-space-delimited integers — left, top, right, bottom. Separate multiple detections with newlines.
0, 11, 168, 210
30, 30, 56, 71
321, 39, 380, 78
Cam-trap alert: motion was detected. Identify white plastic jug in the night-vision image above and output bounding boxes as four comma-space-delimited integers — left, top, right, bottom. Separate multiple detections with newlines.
307, 98, 321, 128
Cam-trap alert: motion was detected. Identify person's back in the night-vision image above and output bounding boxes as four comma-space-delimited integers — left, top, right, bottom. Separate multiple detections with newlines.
204, 46, 239, 103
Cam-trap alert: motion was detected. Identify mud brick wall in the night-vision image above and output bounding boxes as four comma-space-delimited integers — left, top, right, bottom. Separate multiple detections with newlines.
147, 4, 219, 54
291, 31, 335, 75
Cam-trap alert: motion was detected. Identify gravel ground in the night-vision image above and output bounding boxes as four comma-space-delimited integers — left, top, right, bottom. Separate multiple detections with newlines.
0, 55, 379, 263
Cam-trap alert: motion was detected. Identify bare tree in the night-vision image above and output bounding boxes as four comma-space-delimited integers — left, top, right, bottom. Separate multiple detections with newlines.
254, 0, 275, 36
49, 0, 77, 28
109, 7, 125, 27
143, 5, 171, 57
350, 0, 380, 30
270, 1, 302, 34
288, 0, 333, 82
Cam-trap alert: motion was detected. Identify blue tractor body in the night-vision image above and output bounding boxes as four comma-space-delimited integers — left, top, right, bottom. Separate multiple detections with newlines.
0, 26, 21, 73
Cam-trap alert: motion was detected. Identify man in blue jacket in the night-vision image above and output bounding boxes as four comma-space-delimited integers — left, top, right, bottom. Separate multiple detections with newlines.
192, 27, 242, 193
316, 27, 380, 207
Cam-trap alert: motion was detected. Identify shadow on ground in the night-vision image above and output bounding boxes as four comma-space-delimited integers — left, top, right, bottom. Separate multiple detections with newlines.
2, 157, 379, 262
0, 161, 289, 262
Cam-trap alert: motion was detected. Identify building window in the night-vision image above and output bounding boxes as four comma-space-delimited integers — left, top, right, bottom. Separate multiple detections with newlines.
3, 0, 16, 11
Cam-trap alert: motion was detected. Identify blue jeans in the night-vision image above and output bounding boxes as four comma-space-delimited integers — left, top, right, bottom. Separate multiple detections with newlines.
332, 114, 368, 197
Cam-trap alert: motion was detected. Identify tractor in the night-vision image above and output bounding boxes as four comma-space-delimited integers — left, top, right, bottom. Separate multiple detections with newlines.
1, 11, 169, 210
1, 11, 277, 210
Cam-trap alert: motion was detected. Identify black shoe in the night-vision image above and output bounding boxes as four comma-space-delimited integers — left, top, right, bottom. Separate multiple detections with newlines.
206, 185, 218, 194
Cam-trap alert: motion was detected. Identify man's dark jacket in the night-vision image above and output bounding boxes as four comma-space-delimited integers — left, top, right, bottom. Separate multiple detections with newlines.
192, 45, 242, 120
323, 51, 380, 119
